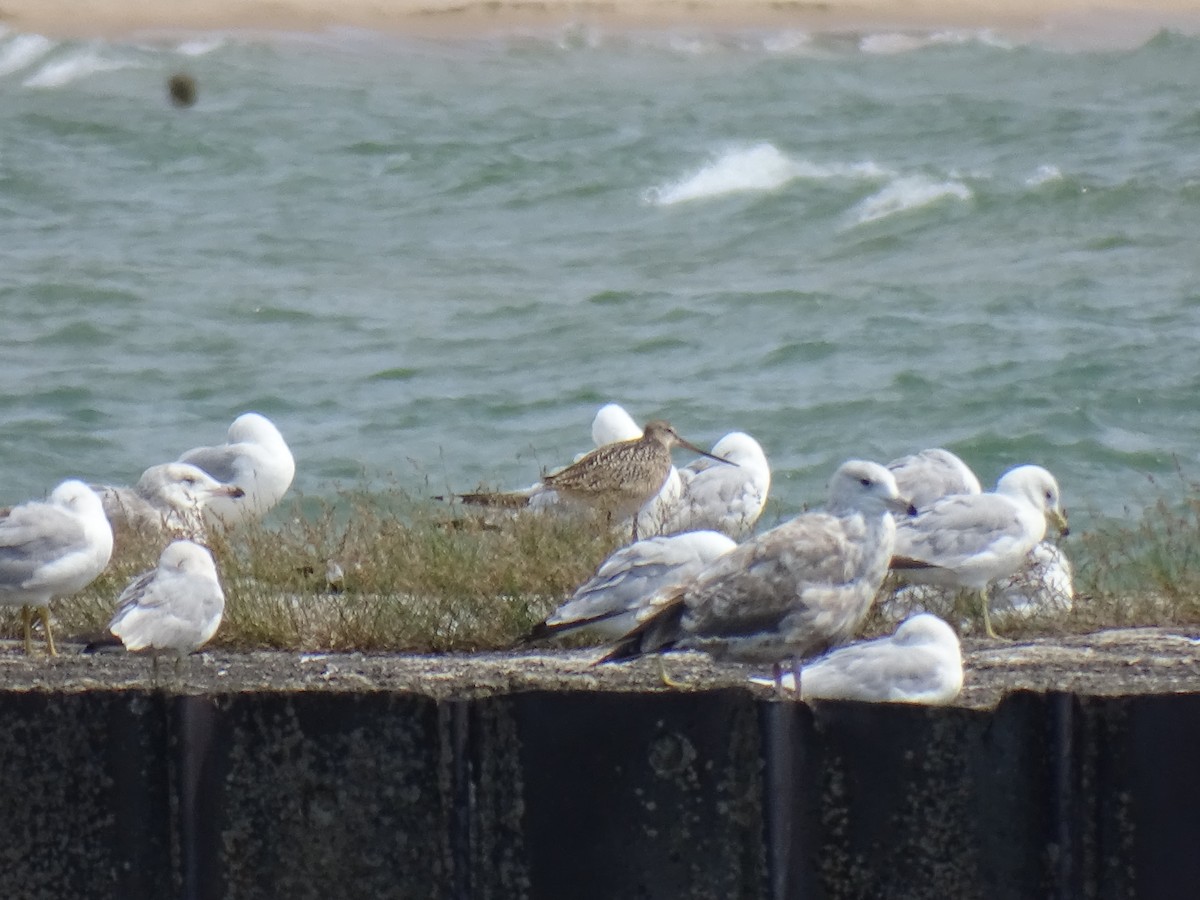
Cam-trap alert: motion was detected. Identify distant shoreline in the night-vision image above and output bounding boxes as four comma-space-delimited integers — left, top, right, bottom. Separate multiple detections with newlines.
3, 0, 1200, 44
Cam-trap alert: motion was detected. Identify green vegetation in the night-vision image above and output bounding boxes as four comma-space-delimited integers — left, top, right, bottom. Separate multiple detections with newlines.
40, 490, 623, 653
11, 480, 1200, 654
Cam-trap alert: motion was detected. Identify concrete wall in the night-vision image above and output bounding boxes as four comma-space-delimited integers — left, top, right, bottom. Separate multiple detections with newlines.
1, 688, 1198, 899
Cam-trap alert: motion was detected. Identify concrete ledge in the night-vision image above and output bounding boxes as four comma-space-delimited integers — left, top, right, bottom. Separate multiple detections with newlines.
3, 686, 1200, 898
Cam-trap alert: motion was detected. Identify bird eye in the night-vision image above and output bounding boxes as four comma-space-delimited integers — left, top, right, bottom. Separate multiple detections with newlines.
859, 477, 872, 487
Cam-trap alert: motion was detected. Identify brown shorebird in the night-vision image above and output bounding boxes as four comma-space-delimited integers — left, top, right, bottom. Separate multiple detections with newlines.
455, 420, 732, 540
541, 420, 730, 540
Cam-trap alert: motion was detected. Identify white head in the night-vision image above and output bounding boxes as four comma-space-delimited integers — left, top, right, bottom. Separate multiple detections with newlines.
592, 403, 642, 447
827, 460, 915, 518
995, 465, 1069, 534
50, 479, 107, 519
158, 540, 219, 578
138, 463, 245, 512
227, 412, 288, 451
893, 613, 961, 650
709, 432, 768, 471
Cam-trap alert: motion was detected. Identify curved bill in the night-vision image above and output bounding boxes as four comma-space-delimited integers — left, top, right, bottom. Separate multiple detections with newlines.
678, 437, 738, 467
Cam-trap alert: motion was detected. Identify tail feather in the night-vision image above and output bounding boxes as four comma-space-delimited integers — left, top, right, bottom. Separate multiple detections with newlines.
889, 555, 941, 572
594, 593, 686, 664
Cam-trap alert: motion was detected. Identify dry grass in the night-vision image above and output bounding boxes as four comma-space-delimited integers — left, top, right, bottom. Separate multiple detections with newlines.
11, 476, 1200, 654
19, 489, 624, 653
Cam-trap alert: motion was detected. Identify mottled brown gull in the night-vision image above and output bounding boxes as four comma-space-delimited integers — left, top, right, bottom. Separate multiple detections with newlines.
600, 459, 914, 671
97, 461, 245, 540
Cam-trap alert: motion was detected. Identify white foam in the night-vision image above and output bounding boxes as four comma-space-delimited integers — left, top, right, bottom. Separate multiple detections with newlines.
23, 49, 141, 88
0, 34, 55, 78
847, 175, 972, 226
1025, 164, 1064, 187
859, 29, 1013, 55
646, 143, 888, 206
176, 37, 225, 57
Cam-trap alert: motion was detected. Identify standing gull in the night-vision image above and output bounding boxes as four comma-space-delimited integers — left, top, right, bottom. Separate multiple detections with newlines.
886, 447, 981, 511
177, 412, 295, 526
97, 462, 245, 540
0, 480, 114, 655
108, 540, 225, 672
601, 460, 914, 671
662, 431, 771, 539
890, 464, 1069, 639
525, 530, 737, 643
750, 613, 963, 705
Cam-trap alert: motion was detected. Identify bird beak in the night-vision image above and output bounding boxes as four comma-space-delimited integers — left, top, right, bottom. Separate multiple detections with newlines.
887, 495, 918, 517
217, 485, 246, 499
679, 438, 738, 466
1049, 507, 1069, 537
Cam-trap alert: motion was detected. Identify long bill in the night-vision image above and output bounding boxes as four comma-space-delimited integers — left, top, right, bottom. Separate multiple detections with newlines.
679, 438, 738, 466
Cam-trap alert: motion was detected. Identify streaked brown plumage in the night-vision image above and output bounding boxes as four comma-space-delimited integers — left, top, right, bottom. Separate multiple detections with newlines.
542, 420, 727, 538
453, 420, 731, 539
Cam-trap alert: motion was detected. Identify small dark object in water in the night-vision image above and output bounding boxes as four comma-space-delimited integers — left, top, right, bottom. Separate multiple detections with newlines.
168, 73, 197, 108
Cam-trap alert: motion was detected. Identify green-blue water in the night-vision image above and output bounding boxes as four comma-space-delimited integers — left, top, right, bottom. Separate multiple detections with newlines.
2, 23, 1199, 524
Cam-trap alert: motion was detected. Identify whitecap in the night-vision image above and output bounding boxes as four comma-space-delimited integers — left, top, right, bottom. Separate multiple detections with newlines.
0, 33, 56, 78
859, 29, 1013, 55
1025, 164, 1064, 187
176, 37, 225, 57
22, 48, 142, 88
847, 175, 972, 226
645, 143, 888, 206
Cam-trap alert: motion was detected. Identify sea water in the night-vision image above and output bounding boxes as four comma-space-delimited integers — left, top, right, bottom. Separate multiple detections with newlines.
2, 22, 1199, 526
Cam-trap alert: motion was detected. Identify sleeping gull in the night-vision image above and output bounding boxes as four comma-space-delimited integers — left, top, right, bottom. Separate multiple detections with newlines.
0, 480, 114, 655
890, 464, 1069, 639
661, 431, 770, 539
108, 539, 225, 673
600, 459, 914, 675
886, 447, 981, 511
97, 462, 245, 540
177, 412, 295, 526
524, 530, 737, 643
750, 613, 963, 704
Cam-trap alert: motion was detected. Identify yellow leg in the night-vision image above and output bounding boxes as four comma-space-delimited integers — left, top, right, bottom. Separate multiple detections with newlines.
979, 589, 999, 640
21, 607, 32, 655
656, 656, 684, 688
38, 607, 57, 656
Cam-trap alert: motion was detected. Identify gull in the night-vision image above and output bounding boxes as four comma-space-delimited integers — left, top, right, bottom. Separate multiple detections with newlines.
991, 540, 1075, 619
600, 460, 914, 672
750, 613, 963, 704
890, 464, 1069, 639
0, 480, 114, 655
97, 462, 245, 540
177, 412, 295, 526
661, 431, 770, 539
886, 447, 981, 511
524, 530, 737, 643
108, 539, 225, 673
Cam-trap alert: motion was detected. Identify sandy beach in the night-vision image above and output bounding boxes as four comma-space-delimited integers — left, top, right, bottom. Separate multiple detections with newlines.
3, 0, 1200, 40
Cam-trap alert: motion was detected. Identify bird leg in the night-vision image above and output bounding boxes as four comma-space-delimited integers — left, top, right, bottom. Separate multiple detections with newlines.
656, 655, 684, 688
979, 588, 1000, 640
38, 607, 57, 657
21, 606, 32, 655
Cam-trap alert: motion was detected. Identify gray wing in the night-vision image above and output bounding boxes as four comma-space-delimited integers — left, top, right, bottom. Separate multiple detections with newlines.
178, 445, 242, 485
894, 495, 1030, 569
551, 533, 732, 626
681, 513, 867, 638
801, 637, 946, 702
0, 503, 87, 590
887, 449, 981, 511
